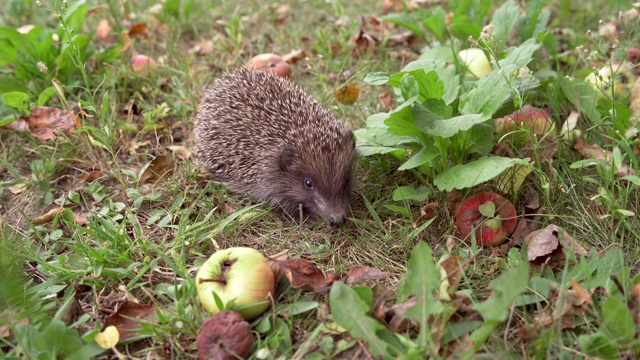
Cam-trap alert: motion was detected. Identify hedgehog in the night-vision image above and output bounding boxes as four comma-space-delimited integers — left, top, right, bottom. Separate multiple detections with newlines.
194, 67, 357, 225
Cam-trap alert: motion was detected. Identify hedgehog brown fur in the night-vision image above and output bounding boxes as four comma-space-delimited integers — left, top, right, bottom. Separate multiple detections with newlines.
194, 67, 357, 225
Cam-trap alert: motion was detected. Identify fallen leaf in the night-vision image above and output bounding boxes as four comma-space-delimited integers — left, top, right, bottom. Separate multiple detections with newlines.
439, 255, 464, 300
31, 207, 65, 225
0, 313, 28, 338
167, 145, 192, 160
74, 212, 88, 226
494, 163, 533, 195
379, 91, 395, 111
274, 4, 290, 25
275, 258, 341, 294
7, 183, 26, 195
533, 285, 590, 330
281, 49, 305, 64
128, 23, 149, 38
525, 225, 588, 266
335, 83, 361, 105
138, 155, 173, 185
95, 325, 120, 349
349, 17, 381, 55
76, 170, 103, 183
384, 297, 418, 332
574, 142, 636, 176
102, 301, 157, 343
343, 266, 389, 285
511, 189, 544, 246
118, 32, 132, 54
4, 106, 78, 142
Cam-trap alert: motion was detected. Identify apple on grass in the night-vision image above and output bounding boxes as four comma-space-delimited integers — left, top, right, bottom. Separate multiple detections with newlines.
458, 48, 492, 78
196, 247, 275, 321
455, 192, 517, 247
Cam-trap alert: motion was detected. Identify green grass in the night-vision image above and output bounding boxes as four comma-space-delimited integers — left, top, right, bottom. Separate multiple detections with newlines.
1, 0, 640, 358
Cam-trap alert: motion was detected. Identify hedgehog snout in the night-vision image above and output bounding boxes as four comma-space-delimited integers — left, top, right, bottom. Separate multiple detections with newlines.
314, 197, 347, 226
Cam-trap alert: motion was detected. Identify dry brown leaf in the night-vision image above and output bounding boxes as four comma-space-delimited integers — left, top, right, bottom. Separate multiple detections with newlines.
384, 297, 418, 332
281, 49, 304, 64
31, 207, 65, 225
349, 17, 381, 55
534, 286, 589, 330
74, 212, 88, 226
275, 258, 341, 294
335, 83, 361, 105
76, 170, 103, 183
138, 155, 174, 185
343, 266, 389, 285
525, 225, 587, 266
167, 145, 192, 160
569, 278, 592, 306
118, 32, 132, 54
439, 255, 463, 299
274, 4, 290, 25
379, 91, 395, 111
128, 23, 149, 38
4, 106, 78, 142
0, 313, 28, 338
7, 183, 26, 195
102, 301, 158, 343
574, 141, 636, 176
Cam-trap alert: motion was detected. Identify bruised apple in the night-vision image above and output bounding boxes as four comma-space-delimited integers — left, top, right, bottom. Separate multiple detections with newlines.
196, 247, 275, 320
494, 105, 556, 136
455, 192, 517, 247
245, 53, 292, 79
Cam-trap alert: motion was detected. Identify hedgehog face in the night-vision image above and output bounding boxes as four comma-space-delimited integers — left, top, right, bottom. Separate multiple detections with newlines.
278, 142, 356, 225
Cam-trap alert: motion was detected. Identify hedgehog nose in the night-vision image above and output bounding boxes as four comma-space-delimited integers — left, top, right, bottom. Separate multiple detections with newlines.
329, 214, 345, 227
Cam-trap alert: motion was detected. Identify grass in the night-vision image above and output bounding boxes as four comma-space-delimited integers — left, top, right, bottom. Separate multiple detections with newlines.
1, 0, 640, 359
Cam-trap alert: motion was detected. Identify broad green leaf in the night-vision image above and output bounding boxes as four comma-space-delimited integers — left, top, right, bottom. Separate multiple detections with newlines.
602, 296, 635, 345
400, 74, 420, 100
578, 333, 618, 360
2, 91, 30, 115
388, 69, 443, 102
397, 242, 444, 349
459, 64, 517, 116
288, 301, 319, 316
466, 123, 495, 155
449, 15, 481, 40
37, 87, 57, 106
557, 76, 602, 125
491, 0, 520, 46
433, 156, 531, 192
392, 186, 431, 202
364, 72, 391, 86
329, 282, 394, 358
403, 59, 460, 105
497, 38, 542, 68
591, 246, 623, 290
516, 0, 548, 40
421, 7, 447, 42
381, 12, 425, 42
474, 260, 529, 322
397, 145, 439, 170
415, 105, 489, 138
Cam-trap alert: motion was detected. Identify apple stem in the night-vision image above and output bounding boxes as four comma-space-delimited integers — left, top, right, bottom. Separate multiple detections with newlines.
198, 278, 227, 285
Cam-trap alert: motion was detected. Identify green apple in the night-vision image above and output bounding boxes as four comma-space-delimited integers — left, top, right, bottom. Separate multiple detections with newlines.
196, 247, 275, 320
585, 61, 636, 99
458, 48, 492, 78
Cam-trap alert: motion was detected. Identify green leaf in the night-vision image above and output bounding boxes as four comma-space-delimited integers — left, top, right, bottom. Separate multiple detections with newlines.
397, 145, 439, 170
415, 104, 489, 138
421, 7, 447, 42
478, 201, 496, 218
497, 38, 542, 68
2, 91, 30, 115
578, 333, 618, 360
397, 242, 444, 349
364, 72, 391, 86
288, 301, 319, 316
400, 74, 420, 100
37, 87, 57, 106
388, 69, 443, 102
491, 0, 520, 46
459, 64, 517, 116
602, 296, 635, 345
392, 186, 431, 202
403, 58, 460, 105
474, 260, 529, 322
558, 77, 601, 125
466, 123, 495, 155
591, 246, 623, 290
381, 12, 425, 42
329, 282, 394, 358
433, 156, 531, 191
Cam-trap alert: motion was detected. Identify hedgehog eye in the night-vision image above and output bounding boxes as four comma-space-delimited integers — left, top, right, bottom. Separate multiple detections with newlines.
304, 178, 314, 189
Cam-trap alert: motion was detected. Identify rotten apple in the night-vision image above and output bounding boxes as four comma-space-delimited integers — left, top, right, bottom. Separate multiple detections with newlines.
455, 192, 517, 247
245, 53, 292, 79
494, 105, 556, 137
196, 247, 275, 320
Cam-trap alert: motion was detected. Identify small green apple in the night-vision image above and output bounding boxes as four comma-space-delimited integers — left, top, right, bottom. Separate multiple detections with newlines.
585, 61, 636, 99
458, 48, 492, 78
196, 247, 275, 320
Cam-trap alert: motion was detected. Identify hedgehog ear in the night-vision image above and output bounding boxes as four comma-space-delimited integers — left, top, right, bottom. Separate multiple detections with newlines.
279, 148, 295, 171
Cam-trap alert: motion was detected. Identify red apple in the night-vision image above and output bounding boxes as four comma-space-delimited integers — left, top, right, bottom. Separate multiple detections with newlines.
196, 247, 275, 320
458, 48, 492, 78
455, 192, 517, 247
494, 105, 556, 136
244, 53, 292, 79
132, 54, 157, 76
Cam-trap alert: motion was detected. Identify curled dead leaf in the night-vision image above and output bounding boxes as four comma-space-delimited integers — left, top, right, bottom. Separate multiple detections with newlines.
31, 207, 65, 225
76, 170, 103, 183
139, 155, 173, 185
335, 83, 361, 105
343, 266, 389, 285
525, 225, 587, 266
102, 301, 157, 343
5, 106, 78, 142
